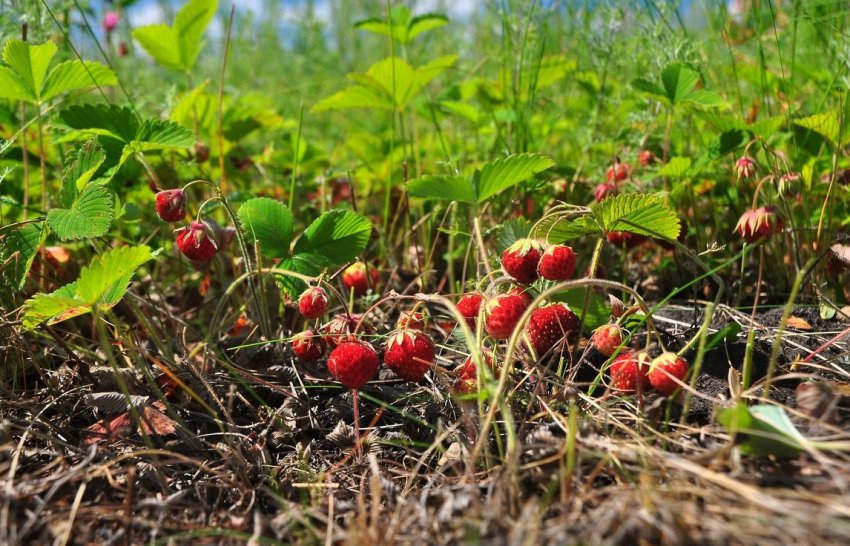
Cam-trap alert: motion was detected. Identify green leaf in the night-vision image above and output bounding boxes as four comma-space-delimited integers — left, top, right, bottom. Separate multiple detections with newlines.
476, 153, 555, 203
238, 197, 294, 259
407, 13, 449, 41
132, 119, 194, 149
661, 63, 699, 105
293, 209, 372, 267
593, 193, 680, 240
132, 0, 217, 72
794, 111, 840, 147
39, 60, 117, 102
551, 288, 608, 333
22, 286, 87, 330
717, 403, 805, 458
76, 245, 153, 304
705, 322, 742, 352
0, 66, 34, 101
497, 219, 531, 253
275, 256, 318, 299
532, 213, 600, 243
631, 78, 666, 99
1, 223, 46, 291
60, 104, 139, 142
684, 89, 723, 108
132, 25, 181, 70
312, 85, 391, 112
406, 174, 474, 203
2, 39, 56, 100
63, 139, 108, 199
47, 184, 114, 241
658, 156, 692, 178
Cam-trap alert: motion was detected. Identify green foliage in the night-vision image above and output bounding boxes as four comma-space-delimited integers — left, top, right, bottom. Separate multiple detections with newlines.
0, 39, 116, 103
658, 156, 692, 178
551, 288, 608, 333
354, 5, 448, 44
717, 403, 805, 458
293, 209, 372, 267
22, 245, 153, 329
633, 63, 722, 108
132, 0, 218, 72
794, 111, 844, 147
0, 223, 46, 291
407, 153, 555, 205
47, 184, 115, 241
238, 197, 294, 259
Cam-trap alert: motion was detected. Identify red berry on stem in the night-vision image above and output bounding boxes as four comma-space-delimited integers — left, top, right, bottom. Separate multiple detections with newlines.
327, 341, 380, 389
298, 286, 329, 319
396, 309, 427, 330
593, 182, 618, 202
485, 294, 528, 340
384, 330, 435, 382
734, 156, 756, 180
321, 313, 372, 346
455, 351, 496, 393
342, 262, 379, 296
639, 150, 655, 167
590, 324, 624, 357
648, 352, 689, 395
525, 303, 579, 358
609, 350, 651, 392
501, 238, 544, 284
457, 293, 484, 328
734, 205, 784, 243
175, 221, 218, 262
292, 330, 326, 362
155, 189, 187, 222
538, 244, 577, 281
606, 162, 630, 183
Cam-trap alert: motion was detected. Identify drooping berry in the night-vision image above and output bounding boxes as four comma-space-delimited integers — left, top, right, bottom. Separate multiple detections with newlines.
155, 189, 187, 222
321, 313, 373, 346
609, 350, 651, 393
538, 244, 577, 281
525, 303, 580, 358
298, 286, 329, 319
734, 205, 784, 243
455, 351, 496, 393
342, 262, 379, 296
383, 330, 435, 382
327, 341, 380, 389
501, 238, 545, 284
606, 162, 630, 183
457, 293, 484, 328
396, 309, 427, 330
292, 330, 326, 362
174, 221, 218, 262
648, 352, 689, 395
590, 324, 624, 357
593, 182, 618, 202
485, 294, 528, 340
734, 156, 756, 180
638, 150, 655, 167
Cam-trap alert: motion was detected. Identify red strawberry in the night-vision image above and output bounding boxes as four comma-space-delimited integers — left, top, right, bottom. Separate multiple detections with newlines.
638, 150, 655, 167
501, 238, 544, 284
327, 341, 380, 389
507, 286, 534, 306
455, 351, 496, 392
734, 206, 784, 243
383, 330, 435, 382
175, 221, 218, 262
485, 294, 528, 339
734, 155, 756, 180
606, 162, 630, 183
593, 182, 617, 202
537, 245, 576, 281
525, 303, 579, 358
194, 143, 210, 164
648, 352, 689, 395
292, 330, 325, 362
298, 286, 329, 319
457, 293, 484, 328
607, 231, 647, 249
342, 262, 379, 296
396, 309, 427, 330
590, 324, 624, 357
321, 313, 373, 346
609, 350, 650, 392
155, 189, 187, 222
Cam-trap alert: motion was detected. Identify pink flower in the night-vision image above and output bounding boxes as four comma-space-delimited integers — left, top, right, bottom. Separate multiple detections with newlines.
103, 11, 119, 32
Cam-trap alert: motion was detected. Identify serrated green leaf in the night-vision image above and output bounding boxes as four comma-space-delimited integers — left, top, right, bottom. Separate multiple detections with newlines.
406, 174, 474, 203
684, 89, 723, 108
794, 111, 840, 147
717, 403, 805, 458
238, 197, 294, 259
631, 77, 666, 99
497, 219, 531, 252
293, 209, 371, 267
60, 104, 139, 142
276, 256, 318, 299
661, 63, 699, 105
312, 85, 392, 112
532, 213, 599, 243
39, 60, 117, 102
551, 288, 608, 333
476, 153, 555, 203
133, 119, 194, 148
133, 25, 181, 70
593, 193, 680, 240
407, 13, 449, 41
21, 288, 86, 330
441, 100, 480, 123
1, 223, 46, 290
748, 116, 785, 138
2, 39, 56, 100
658, 156, 692, 178
76, 245, 153, 304
47, 184, 114, 240
0, 66, 34, 101
63, 140, 107, 203
175, 0, 218, 71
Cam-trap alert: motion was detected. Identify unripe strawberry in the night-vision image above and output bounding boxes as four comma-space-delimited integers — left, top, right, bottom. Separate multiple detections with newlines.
485, 294, 528, 339
607, 230, 647, 249
174, 221, 217, 262
298, 286, 329, 319
608, 350, 650, 392
606, 162, 630, 183
501, 238, 545, 284
734, 205, 784, 243
457, 293, 484, 328
648, 352, 689, 395
327, 341, 380, 389
342, 262, 379, 296
537, 244, 576, 281
525, 303, 579, 358
383, 330, 435, 382
593, 182, 617, 202
321, 313, 373, 346
396, 309, 427, 330
734, 156, 756, 179
292, 330, 325, 362
155, 189, 187, 222
590, 324, 624, 357
638, 150, 655, 167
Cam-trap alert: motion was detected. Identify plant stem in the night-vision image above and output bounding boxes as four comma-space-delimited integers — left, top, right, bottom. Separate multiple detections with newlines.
288, 101, 304, 210
741, 245, 765, 391
36, 103, 47, 212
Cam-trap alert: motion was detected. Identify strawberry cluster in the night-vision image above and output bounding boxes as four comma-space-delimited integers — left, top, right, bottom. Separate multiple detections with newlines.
154, 186, 221, 263
607, 349, 690, 397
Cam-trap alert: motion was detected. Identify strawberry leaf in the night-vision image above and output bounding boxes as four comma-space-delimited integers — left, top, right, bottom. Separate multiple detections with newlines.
475, 153, 555, 203
593, 192, 680, 241
0, 223, 46, 291
47, 184, 114, 241
407, 174, 475, 203
292, 209, 372, 267
238, 197, 294, 259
